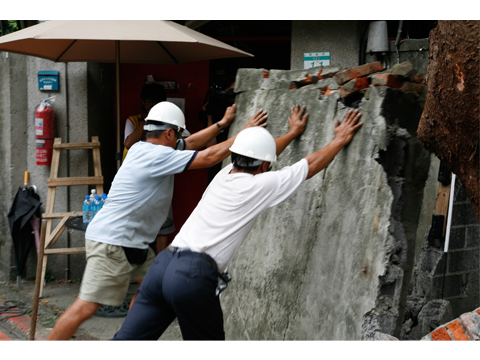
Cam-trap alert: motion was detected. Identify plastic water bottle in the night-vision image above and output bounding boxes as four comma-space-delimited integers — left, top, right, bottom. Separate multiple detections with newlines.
90, 189, 96, 202
93, 195, 102, 218
83, 195, 92, 224
101, 193, 108, 208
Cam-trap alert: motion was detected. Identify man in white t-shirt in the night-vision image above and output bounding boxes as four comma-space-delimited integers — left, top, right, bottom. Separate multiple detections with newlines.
112, 106, 363, 340
47, 101, 268, 340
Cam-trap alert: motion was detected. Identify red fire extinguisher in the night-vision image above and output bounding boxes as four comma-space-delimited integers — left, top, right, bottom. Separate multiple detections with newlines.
35, 97, 55, 165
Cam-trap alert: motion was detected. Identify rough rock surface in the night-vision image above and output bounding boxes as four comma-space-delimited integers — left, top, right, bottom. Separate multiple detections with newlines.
417, 20, 480, 221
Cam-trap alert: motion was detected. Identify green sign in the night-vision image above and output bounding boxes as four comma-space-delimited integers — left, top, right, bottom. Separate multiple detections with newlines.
303, 52, 331, 69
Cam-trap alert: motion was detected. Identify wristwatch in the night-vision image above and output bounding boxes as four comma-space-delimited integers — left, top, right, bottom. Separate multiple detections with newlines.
216, 123, 224, 133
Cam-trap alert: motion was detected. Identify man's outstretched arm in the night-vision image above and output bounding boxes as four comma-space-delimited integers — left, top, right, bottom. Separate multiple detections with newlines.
187, 109, 268, 170
305, 109, 363, 179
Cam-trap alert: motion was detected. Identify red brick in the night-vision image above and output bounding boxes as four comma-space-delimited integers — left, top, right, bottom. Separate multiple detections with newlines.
414, 74, 426, 84
402, 82, 425, 95
262, 71, 269, 79
339, 77, 370, 97
371, 73, 403, 89
446, 320, 470, 340
335, 62, 384, 85
460, 312, 480, 340
355, 77, 370, 90
317, 68, 339, 79
0, 330, 12, 340
431, 327, 452, 340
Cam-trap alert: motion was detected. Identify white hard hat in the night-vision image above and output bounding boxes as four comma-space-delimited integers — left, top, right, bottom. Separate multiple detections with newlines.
229, 127, 277, 162
144, 101, 190, 136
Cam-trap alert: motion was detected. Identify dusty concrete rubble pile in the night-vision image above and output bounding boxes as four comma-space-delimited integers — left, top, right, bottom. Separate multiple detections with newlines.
376, 305, 480, 341
421, 306, 480, 340
220, 63, 433, 340
400, 179, 480, 340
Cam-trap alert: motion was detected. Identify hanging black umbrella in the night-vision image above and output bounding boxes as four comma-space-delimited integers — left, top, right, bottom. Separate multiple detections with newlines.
7, 172, 42, 285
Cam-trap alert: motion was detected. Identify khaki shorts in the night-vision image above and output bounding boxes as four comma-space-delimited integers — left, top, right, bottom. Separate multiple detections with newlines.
79, 239, 155, 307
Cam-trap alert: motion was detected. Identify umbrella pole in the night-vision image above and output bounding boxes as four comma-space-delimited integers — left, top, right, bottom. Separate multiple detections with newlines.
29, 219, 47, 340
116, 40, 121, 170
16, 170, 31, 287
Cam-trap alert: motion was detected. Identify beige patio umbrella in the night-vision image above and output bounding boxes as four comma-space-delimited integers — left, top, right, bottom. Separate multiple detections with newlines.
0, 20, 253, 168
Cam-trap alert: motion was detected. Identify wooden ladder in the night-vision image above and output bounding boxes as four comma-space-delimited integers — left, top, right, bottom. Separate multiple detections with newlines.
30, 136, 103, 340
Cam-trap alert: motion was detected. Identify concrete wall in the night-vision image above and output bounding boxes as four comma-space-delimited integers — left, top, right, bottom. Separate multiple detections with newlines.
291, 21, 364, 70
0, 52, 29, 279
23, 58, 90, 282
220, 66, 436, 339
447, 181, 480, 315
0, 54, 92, 282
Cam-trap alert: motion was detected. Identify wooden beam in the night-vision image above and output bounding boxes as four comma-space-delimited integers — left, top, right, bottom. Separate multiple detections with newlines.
42, 211, 82, 219
44, 248, 86, 255
435, 178, 452, 236
54, 142, 100, 150
30, 219, 48, 340
45, 215, 70, 249
48, 176, 103, 187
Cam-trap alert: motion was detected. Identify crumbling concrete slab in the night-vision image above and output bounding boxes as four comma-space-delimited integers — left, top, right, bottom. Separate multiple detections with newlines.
220, 65, 435, 340
220, 70, 397, 340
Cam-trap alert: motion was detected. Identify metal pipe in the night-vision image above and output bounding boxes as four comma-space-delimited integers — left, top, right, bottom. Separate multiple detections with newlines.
444, 173, 456, 253
395, 20, 404, 64
64, 62, 70, 281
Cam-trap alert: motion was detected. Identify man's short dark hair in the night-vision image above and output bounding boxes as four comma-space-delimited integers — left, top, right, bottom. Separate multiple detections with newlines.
144, 130, 165, 139
231, 153, 262, 172
141, 83, 166, 103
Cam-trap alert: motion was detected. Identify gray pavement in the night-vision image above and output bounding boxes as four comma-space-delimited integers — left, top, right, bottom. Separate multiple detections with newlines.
0, 278, 182, 340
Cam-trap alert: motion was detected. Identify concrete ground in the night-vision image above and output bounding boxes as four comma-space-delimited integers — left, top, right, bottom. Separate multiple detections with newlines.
0, 278, 182, 341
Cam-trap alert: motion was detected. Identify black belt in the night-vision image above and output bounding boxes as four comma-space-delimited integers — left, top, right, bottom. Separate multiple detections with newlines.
167, 246, 218, 272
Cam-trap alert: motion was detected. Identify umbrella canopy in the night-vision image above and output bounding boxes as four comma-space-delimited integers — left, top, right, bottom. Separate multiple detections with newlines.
0, 20, 252, 64
0, 20, 253, 168
7, 187, 42, 278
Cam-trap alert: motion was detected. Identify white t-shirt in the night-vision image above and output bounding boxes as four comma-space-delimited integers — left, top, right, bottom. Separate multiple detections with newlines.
86, 141, 197, 249
171, 158, 309, 272
124, 117, 136, 142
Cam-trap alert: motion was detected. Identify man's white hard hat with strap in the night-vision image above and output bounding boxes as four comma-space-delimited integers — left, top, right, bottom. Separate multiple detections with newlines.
229, 127, 277, 166
144, 101, 191, 137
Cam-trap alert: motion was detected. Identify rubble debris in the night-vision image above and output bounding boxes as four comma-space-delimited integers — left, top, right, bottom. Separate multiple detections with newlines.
245, 61, 428, 101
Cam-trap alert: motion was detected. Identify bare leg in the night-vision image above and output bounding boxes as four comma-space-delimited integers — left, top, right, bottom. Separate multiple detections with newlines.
129, 240, 164, 311
47, 298, 100, 340
155, 235, 169, 254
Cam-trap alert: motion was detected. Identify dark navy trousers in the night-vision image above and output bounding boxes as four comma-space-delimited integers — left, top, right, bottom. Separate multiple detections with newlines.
112, 247, 224, 340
